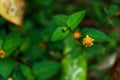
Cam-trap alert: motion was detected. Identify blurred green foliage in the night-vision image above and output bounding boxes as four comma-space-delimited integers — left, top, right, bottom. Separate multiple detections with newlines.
0, 0, 120, 80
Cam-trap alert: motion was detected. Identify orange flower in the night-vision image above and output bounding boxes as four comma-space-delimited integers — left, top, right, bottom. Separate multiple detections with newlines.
72, 31, 82, 40
0, 50, 5, 58
8, 77, 13, 80
83, 35, 94, 47
39, 42, 46, 49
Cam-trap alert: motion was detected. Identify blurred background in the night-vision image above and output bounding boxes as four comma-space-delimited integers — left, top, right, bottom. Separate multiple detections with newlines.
0, 0, 120, 80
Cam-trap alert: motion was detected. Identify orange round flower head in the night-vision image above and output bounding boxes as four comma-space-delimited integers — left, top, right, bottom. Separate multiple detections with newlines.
83, 35, 94, 47
39, 42, 46, 49
72, 31, 82, 40
8, 77, 13, 80
0, 50, 5, 58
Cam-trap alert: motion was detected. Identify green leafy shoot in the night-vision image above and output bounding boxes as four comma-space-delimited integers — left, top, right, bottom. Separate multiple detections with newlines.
67, 10, 86, 30
52, 27, 70, 41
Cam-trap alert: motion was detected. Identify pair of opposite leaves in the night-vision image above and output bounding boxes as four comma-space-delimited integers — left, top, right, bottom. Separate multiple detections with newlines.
0, 0, 25, 26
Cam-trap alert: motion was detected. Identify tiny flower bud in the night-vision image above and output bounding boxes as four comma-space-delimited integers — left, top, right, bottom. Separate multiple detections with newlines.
39, 42, 46, 49
0, 50, 5, 58
83, 35, 94, 47
72, 31, 82, 40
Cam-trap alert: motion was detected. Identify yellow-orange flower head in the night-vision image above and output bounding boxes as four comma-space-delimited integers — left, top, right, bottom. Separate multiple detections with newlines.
0, 50, 5, 58
72, 31, 82, 40
8, 77, 13, 80
83, 35, 94, 47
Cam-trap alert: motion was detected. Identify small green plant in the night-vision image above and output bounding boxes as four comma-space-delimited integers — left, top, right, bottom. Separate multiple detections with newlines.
52, 10, 111, 80
0, 0, 119, 80
52, 10, 110, 43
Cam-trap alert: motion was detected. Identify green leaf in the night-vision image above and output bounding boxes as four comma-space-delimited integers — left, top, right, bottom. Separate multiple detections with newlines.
53, 15, 68, 26
20, 64, 34, 80
0, 38, 3, 46
3, 33, 22, 57
84, 44, 105, 59
67, 10, 85, 30
62, 53, 87, 80
0, 58, 15, 78
52, 27, 70, 41
93, 2, 105, 23
109, 5, 119, 15
12, 70, 26, 80
23, 43, 45, 62
82, 28, 110, 42
20, 38, 30, 52
32, 61, 61, 79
